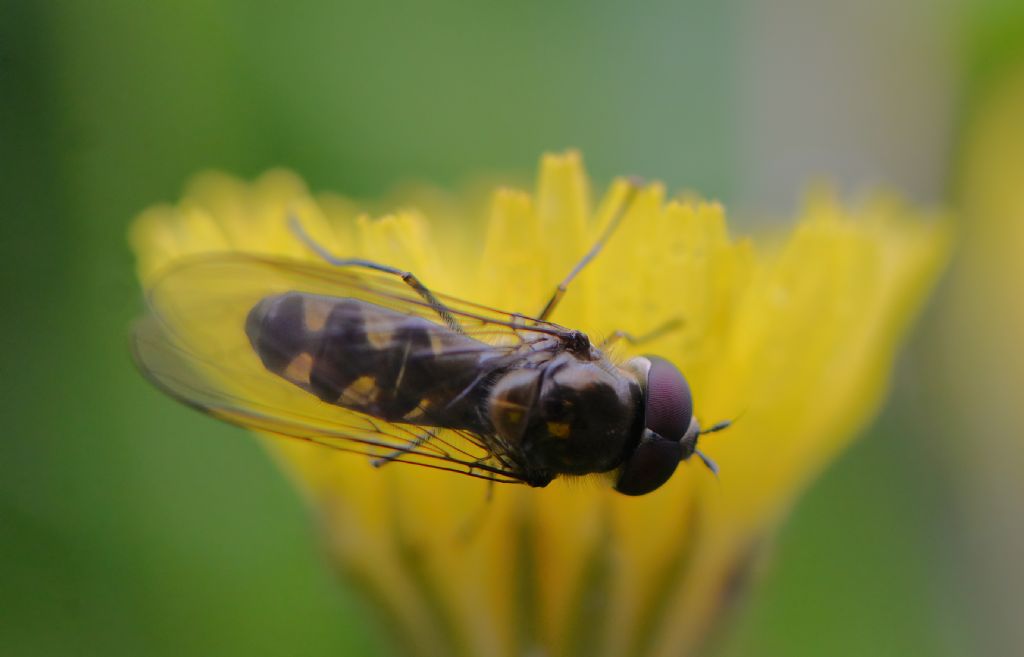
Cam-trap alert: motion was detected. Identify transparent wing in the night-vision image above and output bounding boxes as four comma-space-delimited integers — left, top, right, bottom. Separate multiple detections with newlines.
132, 253, 567, 483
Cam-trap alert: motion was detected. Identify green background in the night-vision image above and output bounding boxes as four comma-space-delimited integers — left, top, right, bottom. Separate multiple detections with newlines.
2, 1, 1019, 655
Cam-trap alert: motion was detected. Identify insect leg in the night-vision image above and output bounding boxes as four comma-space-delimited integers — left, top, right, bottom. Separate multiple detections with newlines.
598, 317, 684, 349
457, 479, 495, 545
371, 429, 436, 468
289, 216, 464, 334
536, 179, 643, 322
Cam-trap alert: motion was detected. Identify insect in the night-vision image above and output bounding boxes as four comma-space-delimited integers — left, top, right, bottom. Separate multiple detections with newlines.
133, 183, 726, 496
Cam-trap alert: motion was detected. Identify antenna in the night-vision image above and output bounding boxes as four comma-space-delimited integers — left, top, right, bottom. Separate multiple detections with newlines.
694, 449, 719, 476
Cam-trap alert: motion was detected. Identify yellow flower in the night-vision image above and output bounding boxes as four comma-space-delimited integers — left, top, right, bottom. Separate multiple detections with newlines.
944, 57, 1024, 654
131, 152, 950, 657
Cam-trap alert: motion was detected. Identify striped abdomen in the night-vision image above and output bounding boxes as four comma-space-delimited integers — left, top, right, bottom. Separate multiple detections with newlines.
245, 292, 496, 430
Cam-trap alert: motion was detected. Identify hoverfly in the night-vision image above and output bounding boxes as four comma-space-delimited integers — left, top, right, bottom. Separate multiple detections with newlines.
133, 183, 726, 495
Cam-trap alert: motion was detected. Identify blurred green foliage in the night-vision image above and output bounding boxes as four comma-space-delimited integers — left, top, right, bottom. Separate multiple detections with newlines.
0, 1, 1008, 655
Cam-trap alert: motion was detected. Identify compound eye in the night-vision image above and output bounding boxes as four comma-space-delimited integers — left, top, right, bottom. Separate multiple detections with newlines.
644, 357, 693, 442
614, 437, 683, 496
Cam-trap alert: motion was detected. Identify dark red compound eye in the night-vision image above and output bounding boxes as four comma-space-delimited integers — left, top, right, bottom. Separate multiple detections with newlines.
613, 357, 696, 496
614, 437, 683, 496
643, 356, 693, 442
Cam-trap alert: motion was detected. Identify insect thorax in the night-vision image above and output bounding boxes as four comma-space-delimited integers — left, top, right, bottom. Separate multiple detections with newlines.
488, 351, 644, 476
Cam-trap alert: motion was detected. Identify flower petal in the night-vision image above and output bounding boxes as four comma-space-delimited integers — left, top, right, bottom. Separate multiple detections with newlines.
131, 153, 949, 657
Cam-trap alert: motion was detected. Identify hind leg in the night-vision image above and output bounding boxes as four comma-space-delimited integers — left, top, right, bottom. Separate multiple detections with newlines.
290, 216, 464, 333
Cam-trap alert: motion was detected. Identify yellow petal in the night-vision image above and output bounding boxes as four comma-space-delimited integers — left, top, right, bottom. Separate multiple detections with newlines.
130, 153, 949, 657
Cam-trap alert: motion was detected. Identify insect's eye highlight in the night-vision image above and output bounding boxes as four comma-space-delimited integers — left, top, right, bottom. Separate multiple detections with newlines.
643, 356, 693, 442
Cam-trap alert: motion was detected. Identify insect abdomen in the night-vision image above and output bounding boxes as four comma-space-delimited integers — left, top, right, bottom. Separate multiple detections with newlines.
246, 292, 492, 429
